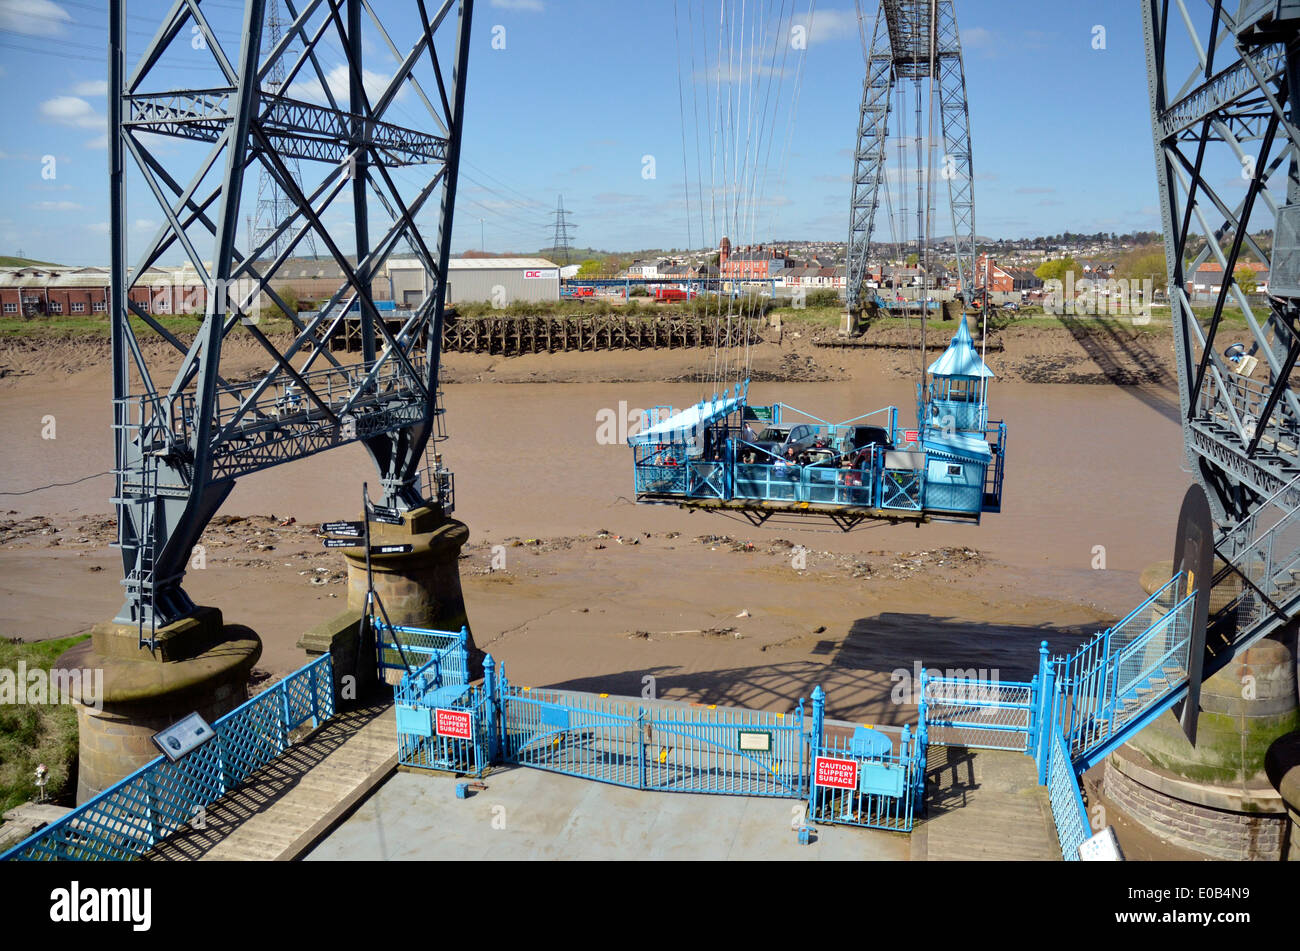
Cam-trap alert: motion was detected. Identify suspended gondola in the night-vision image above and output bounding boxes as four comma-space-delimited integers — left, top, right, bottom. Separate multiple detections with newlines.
624, 0, 1004, 531
626, 317, 1005, 530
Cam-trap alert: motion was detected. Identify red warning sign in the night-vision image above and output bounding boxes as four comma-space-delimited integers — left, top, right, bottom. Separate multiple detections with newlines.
814, 756, 859, 790
435, 708, 473, 739
903, 430, 919, 444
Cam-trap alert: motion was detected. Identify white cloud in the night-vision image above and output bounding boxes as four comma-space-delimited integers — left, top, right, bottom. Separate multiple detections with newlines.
32, 200, 82, 211
133, 218, 156, 231
0, 0, 72, 37
40, 96, 103, 129
963, 26, 994, 49
84, 134, 107, 149
491, 0, 544, 10
794, 8, 862, 46
287, 64, 407, 106
87, 222, 109, 235
71, 79, 108, 97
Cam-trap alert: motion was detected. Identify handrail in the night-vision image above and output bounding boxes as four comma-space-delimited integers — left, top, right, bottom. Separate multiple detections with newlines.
2, 654, 334, 861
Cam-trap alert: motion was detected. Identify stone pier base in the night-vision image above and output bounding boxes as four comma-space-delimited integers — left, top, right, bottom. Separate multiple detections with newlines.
56, 606, 261, 804
297, 506, 481, 689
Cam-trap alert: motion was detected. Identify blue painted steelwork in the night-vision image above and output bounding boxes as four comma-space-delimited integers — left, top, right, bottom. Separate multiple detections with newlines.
2, 654, 334, 861
920, 675, 1037, 753
807, 733, 923, 832
917, 571, 1200, 857
393, 633, 489, 776
642, 702, 807, 797
498, 672, 810, 798
501, 685, 643, 788
395, 684, 491, 777
1049, 575, 1195, 765
629, 317, 1007, 522
806, 689, 925, 832
374, 620, 468, 683
1046, 719, 1090, 861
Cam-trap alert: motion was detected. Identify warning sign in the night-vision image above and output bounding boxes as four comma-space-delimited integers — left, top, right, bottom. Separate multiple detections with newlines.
813, 756, 859, 790
435, 708, 473, 740
903, 430, 919, 444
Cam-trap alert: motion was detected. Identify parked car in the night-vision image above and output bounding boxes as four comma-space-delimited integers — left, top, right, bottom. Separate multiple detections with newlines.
747, 423, 819, 461
839, 425, 893, 455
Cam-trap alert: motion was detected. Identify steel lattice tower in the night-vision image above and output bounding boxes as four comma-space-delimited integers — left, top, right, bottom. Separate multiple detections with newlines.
1144, 0, 1300, 534
844, 0, 977, 312
550, 194, 575, 265
251, 0, 318, 261
109, 0, 474, 639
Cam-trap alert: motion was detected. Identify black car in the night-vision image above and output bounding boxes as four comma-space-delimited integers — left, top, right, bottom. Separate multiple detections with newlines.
839, 425, 893, 454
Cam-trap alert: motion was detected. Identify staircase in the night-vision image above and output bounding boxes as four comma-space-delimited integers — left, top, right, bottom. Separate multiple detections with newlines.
111, 396, 169, 650
1053, 474, 1300, 776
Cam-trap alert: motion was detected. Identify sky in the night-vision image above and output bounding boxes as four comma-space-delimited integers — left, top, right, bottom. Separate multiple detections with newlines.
0, 0, 1221, 265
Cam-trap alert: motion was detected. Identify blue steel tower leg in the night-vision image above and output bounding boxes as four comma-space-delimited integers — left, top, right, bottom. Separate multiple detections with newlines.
845, 5, 895, 314
935, 0, 976, 307
845, 1, 978, 315
108, 0, 475, 638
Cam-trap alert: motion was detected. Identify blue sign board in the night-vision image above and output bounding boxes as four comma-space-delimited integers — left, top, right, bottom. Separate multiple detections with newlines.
396, 703, 432, 737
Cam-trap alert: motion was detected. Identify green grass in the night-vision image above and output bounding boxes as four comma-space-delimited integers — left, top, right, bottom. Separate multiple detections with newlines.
0, 313, 300, 340
0, 256, 62, 269
0, 633, 90, 819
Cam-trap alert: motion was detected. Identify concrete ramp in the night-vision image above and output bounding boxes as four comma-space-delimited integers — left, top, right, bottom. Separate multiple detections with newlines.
146, 702, 396, 861
914, 744, 1060, 860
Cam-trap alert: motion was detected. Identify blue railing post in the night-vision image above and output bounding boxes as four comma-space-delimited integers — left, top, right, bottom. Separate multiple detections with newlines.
483, 653, 499, 763
725, 436, 734, 499
795, 697, 806, 796
280, 682, 291, 751
637, 708, 647, 789
810, 685, 825, 751
1035, 641, 1054, 785
310, 659, 321, 728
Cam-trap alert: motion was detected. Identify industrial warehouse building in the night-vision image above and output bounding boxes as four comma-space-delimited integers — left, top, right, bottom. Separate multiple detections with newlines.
386, 257, 560, 307
1, 255, 560, 317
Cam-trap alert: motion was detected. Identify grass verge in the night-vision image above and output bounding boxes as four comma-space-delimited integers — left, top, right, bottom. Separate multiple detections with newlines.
0, 633, 91, 821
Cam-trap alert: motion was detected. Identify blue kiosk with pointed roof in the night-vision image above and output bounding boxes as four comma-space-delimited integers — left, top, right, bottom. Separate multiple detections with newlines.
917, 316, 1006, 516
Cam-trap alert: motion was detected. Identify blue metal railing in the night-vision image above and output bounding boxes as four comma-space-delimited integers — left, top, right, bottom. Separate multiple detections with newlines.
502, 685, 644, 788
2, 654, 335, 861
807, 731, 923, 833
498, 671, 810, 798
1046, 720, 1090, 861
920, 675, 1037, 752
1049, 574, 1195, 762
393, 631, 489, 775
374, 620, 467, 682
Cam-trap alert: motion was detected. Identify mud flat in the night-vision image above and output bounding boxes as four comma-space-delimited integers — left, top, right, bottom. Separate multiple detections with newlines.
0, 331, 1187, 723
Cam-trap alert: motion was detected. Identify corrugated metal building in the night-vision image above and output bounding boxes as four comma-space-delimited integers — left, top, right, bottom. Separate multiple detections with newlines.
386, 257, 560, 307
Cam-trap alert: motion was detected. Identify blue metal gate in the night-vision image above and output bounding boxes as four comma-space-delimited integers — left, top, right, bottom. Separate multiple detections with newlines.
807, 729, 925, 833
499, 675, 809, 798
643, 702, 806, 796
394, 633, 492, 777
501, 688, 643, 787
920, 672, 1037, 752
